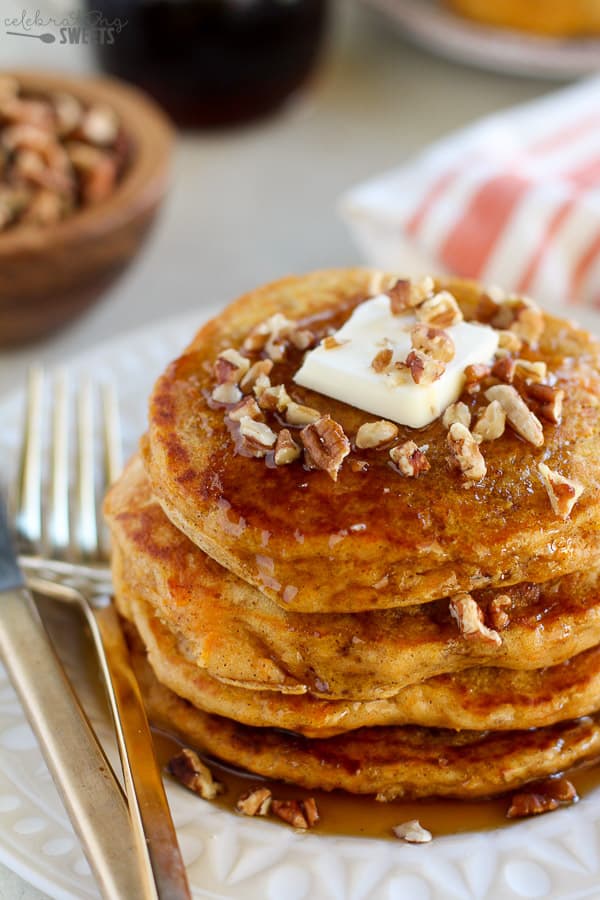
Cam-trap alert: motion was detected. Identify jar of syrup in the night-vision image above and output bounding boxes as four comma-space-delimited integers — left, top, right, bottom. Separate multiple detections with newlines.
90, 0, 328, 128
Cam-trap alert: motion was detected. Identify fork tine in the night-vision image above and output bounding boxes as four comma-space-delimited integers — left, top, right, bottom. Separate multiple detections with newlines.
75, 380, 99, 561
48, 369, 70, 558
14, 366, 44, 550
101, 383, 123, 486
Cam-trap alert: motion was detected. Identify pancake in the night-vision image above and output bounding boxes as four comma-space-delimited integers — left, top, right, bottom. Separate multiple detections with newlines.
125, 617, 600, 799
106, 457, 600, 699
118, 587, 600, 737
142, 269, 600, 614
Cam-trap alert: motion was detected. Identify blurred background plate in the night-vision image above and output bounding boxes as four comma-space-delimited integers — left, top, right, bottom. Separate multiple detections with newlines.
362, 0, 600, 78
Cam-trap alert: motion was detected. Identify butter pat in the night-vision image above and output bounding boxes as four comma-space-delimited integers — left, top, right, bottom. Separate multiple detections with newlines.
294, 295, 499, 428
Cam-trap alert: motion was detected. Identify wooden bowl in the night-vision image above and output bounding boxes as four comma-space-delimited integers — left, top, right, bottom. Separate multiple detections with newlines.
0, 70, 174, 347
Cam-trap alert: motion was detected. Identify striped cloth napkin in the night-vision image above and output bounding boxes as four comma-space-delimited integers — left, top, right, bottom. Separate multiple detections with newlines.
341, 76, 600, 308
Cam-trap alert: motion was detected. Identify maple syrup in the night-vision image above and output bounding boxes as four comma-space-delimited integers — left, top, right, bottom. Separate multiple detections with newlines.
90, 0, 328, 128
152, 729, 600, 840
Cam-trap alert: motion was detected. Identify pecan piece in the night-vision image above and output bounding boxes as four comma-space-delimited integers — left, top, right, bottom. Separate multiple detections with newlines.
285, 401, 321, 426
239, 416, 277, 457
484, 385, 544, 447
240, 359, 273, 392
371, 348, 393, 373
389, 441, 430, 477
463, 363, 492, 394
214, 347, 250, 384
168, 749, 224, 800
356, 420, 399, 449
491, 356, 517, 383
406, 349, 445, 385
274, 429, 301, 465
507, 778, 578, 819
515, 359, 547, 382
497, 330, 523, 353
227, 396, 262, 422
538, 462, 583, 519
211, 383, 242, 405
416, 290, 463, 327
447, 423, 486, 483
442, 401, 471, 429
302, 797, 320, 828
258, 383, 291, 413
322, 335, 349, 350
449, 593, 502, 646
473, 400, 506, 442
300, 415, 350, 481
386, 276, 434, 314
236, 788, 272, 817
271, 800, 308, 829
392, 820, 432, 843
524, 383, 564, 424
410, 324, 455, 363
489, 593, 511, 630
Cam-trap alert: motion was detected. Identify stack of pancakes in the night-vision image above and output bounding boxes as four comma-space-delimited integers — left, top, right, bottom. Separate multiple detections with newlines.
105, 269, 600, 800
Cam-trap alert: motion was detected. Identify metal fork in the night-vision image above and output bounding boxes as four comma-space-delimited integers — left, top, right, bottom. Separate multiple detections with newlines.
13, 366, 191, 900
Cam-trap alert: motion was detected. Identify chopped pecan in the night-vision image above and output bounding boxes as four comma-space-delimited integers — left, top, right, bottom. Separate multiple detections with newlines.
491, 356, 517, 383
449, 593, 502, 646
406, 349, 446, 385
252, 372, 272, 401
484, 385, 544, 447
386, 275, 434, 314
371, 348, 393, 373
239, 416, 277, 457
271, 800, 308, 829
214, 348, 250, 384
356, 420, 399, 449
350, 459, 369, 473
442, 401, 471, 429
285, 401, 321, 426
289, 328, 316, 350
302, 797, 320, 827
274, 429, 301, 465
416, 290, 463, 328
392, 820, 432, 843
243, 313, 314, 359
227, 396, 262, 422
463, 363, 492, 394
507, 778, 578, 819
389, 440, 430, 477
492, 296, 544, 347
300, 415, 350, 481
489, 593, 511, 630
473, 400, 506, 442
211, 383, 242, 405
538, 462, 583, 519
258, 383, 291, 413
80, 104, 119, 146
515, 359, 547, 382
497, 330, 523, 353
524, 383, 563, 424
168, 749, 224, 800
240, 359, 273, 392
236, 788, 272, 817
447, 423, 486, 483
410, 324, 455, 363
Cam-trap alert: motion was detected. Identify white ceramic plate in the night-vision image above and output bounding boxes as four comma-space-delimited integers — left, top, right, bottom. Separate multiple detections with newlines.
2, 307, 600, 900
362, 0, 600, 79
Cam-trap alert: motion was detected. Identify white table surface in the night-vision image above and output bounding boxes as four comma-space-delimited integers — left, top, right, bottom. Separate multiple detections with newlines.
0, 1, 559, 896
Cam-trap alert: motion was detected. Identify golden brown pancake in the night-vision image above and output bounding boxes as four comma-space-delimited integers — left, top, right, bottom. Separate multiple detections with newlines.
117, 587, 600, 737
106, 457, 600, 699
142, 269, 600, 613
125, 618, 600, 799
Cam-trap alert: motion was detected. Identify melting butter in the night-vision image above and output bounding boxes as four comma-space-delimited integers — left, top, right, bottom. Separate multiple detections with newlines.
294, 295, 499, 428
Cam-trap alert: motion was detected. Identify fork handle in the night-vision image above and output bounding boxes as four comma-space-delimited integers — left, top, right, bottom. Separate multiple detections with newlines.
87, 602, 191, 900
0, 588, 149, 900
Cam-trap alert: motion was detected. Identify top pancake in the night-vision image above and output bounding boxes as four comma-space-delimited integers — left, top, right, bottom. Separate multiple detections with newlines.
143, 269, 600, 613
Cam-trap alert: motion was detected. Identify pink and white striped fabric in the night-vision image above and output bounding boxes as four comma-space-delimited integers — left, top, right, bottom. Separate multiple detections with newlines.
341, 76, 600, 308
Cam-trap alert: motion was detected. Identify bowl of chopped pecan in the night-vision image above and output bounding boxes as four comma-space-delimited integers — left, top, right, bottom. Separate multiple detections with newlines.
0, 70, 173, 346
